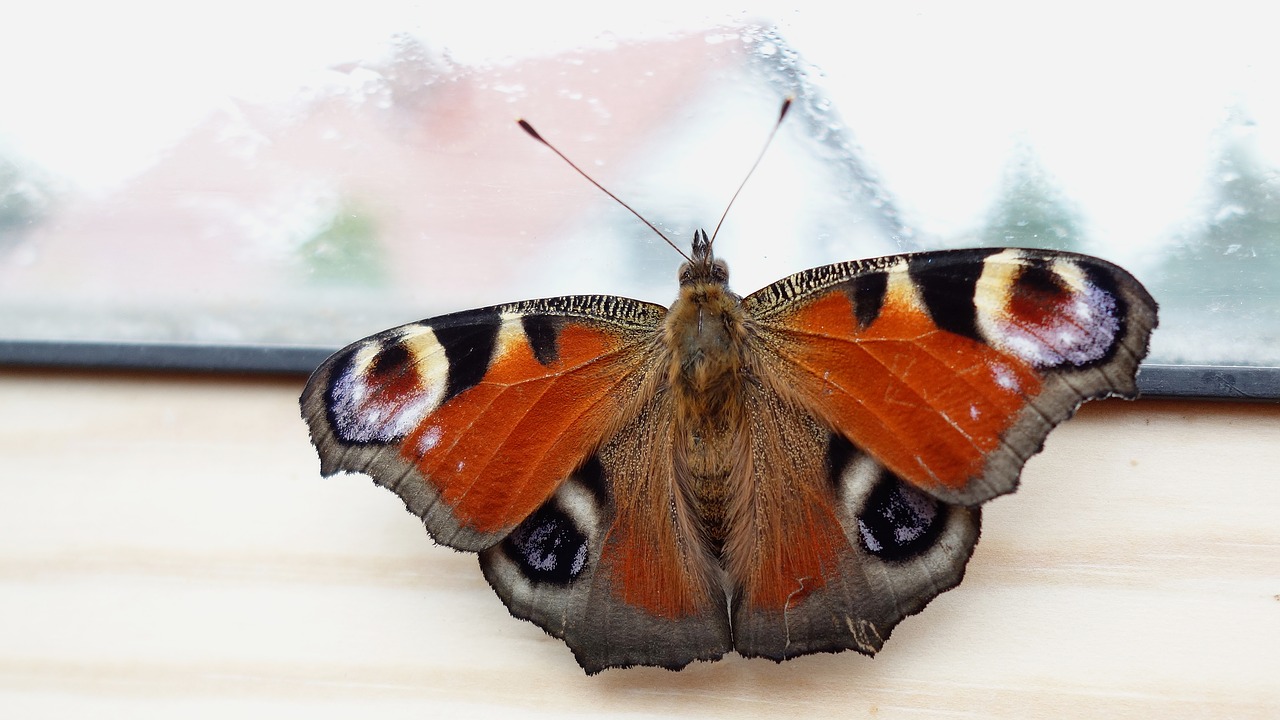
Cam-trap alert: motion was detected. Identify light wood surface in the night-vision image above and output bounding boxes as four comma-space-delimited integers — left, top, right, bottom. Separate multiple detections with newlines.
1, 369, 1277, 718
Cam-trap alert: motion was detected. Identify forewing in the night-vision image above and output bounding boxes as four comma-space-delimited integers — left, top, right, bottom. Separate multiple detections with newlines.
300, 295, 665, 551
744, 248, 1158, 505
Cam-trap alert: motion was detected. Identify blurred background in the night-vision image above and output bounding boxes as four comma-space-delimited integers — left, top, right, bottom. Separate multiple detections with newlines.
1, 3, 1277, 365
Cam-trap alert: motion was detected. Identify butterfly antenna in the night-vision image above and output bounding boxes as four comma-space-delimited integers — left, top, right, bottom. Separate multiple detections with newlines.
518, 119, 692, 263
708, 97, 793, 246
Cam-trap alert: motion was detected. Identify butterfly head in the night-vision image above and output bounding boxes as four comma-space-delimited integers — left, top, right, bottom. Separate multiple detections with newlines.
679, 229, 729, 288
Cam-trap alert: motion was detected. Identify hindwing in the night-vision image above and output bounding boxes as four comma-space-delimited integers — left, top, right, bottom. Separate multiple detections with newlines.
480, 391, 733, 673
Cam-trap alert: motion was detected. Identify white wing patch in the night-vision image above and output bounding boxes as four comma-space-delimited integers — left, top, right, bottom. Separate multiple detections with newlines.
976, 251, 1121, 369
329, 326, 450, 443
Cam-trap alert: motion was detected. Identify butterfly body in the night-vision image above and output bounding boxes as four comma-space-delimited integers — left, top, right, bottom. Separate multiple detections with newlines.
302, 240, 1156, 674
664, 230, 750, 552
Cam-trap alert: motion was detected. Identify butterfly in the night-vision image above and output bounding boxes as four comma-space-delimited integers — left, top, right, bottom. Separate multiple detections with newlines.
300, 107, 1158, 675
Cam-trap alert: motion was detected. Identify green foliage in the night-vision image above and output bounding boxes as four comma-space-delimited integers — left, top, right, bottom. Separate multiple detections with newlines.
0, 155, 54, 248
1155, 111, 1280, 312
978, 143, 1085, 252
299, 202, 387, 287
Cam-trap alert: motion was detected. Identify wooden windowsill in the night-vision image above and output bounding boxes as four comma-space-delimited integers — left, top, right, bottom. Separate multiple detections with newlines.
2, 369, 1277, 717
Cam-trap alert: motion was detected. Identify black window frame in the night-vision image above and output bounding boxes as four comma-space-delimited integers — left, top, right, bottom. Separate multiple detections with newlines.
1, 340, 1276, 400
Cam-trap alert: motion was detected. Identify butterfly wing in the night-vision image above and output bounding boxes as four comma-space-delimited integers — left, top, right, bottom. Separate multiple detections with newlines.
302, 295, 731, 672
300, 296, 667, 551
725, 383, 981, 660
479, 390, 732, 674
725, 247, 1156, 659
744, 247, 1158, 505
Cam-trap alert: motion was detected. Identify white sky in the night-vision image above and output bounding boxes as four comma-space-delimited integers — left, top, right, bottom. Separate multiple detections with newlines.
3, 1, 1278, 269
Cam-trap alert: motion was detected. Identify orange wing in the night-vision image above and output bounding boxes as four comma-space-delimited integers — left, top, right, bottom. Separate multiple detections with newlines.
725, 385, 982, 661
300, 295, 665, 551
722, 248, 1156, 661
302, 295, 733, 673
746, 247, 1158, 505
479, 391, 733, 674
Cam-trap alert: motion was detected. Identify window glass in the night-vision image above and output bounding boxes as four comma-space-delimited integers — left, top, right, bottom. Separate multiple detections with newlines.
2, 6, 1276, 365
